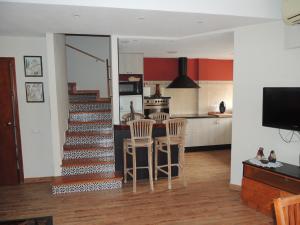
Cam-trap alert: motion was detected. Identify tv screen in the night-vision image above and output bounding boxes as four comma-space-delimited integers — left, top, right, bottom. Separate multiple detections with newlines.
263, 87, 300, 131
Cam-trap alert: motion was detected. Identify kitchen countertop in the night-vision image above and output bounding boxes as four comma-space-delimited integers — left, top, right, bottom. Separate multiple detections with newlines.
171, 113, 232, 119
144, 96, 171, 99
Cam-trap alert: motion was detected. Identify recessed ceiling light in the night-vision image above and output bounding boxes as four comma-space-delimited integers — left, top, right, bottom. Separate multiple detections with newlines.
120, 40, 130, 44
167, 51, 178, 54
73, 14, 80, 18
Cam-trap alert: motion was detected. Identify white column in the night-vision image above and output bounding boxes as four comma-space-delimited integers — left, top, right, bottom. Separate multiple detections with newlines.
46, 33, 62, 176
110, 35, 120, 124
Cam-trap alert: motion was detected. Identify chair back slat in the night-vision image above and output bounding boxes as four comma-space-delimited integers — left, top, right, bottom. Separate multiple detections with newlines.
163, 118, 186, 143
149, 112, 170, 123
127, 119, 156, 142
274, 195, 300, 225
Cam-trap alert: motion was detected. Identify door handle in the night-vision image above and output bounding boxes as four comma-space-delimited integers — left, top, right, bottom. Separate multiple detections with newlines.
7, 121, 12, 126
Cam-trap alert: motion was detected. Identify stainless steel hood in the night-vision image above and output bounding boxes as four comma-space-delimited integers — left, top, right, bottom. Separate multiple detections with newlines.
167, 57, 200, 88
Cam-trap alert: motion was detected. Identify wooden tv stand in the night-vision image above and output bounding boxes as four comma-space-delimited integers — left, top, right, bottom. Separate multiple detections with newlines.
241, 160, 300, 216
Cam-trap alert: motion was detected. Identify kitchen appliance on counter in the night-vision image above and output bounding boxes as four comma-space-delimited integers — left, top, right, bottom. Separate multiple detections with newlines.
144, 96, 170, 118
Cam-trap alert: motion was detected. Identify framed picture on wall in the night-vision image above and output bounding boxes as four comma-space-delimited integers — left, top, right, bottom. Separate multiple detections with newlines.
25, 82, 44, 103
24, 56, 43, 77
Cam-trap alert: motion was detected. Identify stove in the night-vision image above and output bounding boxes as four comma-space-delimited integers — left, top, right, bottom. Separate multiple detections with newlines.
144, 97, 170, 118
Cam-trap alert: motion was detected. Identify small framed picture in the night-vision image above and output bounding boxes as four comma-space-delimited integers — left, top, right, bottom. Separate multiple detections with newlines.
24, 56, 43, 77
25, 82, 44, 103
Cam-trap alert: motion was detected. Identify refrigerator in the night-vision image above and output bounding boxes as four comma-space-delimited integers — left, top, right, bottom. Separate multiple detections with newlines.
119, 95, 143, 122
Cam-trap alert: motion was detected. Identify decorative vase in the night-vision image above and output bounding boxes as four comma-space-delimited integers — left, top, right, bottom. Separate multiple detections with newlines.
219, 101, 226, 113
154, 84, 161, 97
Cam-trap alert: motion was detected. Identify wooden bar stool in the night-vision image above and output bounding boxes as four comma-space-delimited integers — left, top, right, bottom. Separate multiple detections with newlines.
149, 112, 170, 123
154, 118, 187, 189
123, 119, 156, 192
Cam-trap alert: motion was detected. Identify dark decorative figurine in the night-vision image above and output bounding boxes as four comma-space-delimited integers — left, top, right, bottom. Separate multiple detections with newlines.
130, 101, 135, 121
219, 101, 226, 113
268, 150, 277, 163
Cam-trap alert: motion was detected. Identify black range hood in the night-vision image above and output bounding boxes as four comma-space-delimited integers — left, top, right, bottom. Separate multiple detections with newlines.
167, 57, 200, 88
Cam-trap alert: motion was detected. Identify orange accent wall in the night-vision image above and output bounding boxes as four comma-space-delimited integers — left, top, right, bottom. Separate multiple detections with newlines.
198, 59, 233, 81
144, 58, 233, 81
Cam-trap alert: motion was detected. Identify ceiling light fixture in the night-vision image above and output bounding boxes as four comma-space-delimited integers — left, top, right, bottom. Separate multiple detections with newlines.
73, 14, 80, 19
167, 51, 178, 54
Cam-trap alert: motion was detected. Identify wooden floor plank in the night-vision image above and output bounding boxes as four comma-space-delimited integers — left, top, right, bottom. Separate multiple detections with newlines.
0, 150, 274, 225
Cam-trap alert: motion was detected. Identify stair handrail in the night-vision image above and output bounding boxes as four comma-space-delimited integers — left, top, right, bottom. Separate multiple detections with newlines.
65, 44, 105, 63
65, 43, 112, 97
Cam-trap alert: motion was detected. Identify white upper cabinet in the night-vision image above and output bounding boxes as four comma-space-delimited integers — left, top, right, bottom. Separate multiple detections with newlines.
119, 53, 144, 74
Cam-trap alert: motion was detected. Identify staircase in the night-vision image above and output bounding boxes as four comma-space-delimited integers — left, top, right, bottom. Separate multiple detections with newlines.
52, 83, 122, 194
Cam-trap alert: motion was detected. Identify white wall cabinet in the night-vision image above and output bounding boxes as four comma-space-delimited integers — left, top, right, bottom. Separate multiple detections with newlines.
119, 53, 143, 74
185, 118, 232, 147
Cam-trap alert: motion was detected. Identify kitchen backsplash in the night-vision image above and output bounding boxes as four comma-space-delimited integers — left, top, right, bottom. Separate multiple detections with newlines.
144, 80, 233, 115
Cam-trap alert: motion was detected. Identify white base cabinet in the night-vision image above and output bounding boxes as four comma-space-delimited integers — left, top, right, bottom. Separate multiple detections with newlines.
185, 118, 232, 147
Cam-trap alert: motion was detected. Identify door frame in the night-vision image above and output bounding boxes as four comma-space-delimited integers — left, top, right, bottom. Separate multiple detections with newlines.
1, 57, 24, 183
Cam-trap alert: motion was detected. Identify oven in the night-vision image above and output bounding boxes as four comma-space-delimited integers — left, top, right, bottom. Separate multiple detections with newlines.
144, 97, 170, 118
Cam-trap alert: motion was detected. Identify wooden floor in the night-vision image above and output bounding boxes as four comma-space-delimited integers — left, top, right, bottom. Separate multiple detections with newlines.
0, 150, 274, 225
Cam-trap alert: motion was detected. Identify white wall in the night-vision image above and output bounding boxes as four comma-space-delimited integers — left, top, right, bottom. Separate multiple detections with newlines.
0, 36, 54, 178
66, 36, 110, 97
231, 21, 300, 186
46, 33, 69, 176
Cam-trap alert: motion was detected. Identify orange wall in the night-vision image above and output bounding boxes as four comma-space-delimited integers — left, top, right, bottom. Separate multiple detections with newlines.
144, 58, 233, 81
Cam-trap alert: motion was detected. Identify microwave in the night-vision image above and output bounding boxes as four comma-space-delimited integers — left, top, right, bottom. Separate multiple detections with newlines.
119, 81, 142, 95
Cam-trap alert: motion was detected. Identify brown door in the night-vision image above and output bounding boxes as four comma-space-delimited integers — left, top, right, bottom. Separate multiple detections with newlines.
0, 58, 23, 185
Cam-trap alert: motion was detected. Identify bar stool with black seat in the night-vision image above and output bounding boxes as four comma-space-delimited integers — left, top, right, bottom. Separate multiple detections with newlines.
149, 112, 170, 123
154, 118, 187, 189
123, 119, 156, 192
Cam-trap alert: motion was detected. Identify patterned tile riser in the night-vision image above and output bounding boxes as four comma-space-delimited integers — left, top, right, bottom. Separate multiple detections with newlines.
62, 164, 115, 176
69, 113, 112, 122
68, 123, 112, 132
69, 95, 98, 101
52, 180, 122, 194
65, 136, 113, 147
70, 103, 111, 112
63, 149, 114, 160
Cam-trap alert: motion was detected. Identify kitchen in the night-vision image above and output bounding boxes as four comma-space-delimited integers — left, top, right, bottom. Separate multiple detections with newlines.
117, 35, 233, 150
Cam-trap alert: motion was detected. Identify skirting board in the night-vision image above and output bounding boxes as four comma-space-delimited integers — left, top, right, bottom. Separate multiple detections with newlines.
185, 144, 231, 152
229, 183, 241, 191
24, 176, 56, 184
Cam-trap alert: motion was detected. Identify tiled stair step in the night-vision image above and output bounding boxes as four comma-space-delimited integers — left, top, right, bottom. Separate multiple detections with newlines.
69, 110, 112, 122
69, 94, 98, 102
68, 120, 112, 132
52, 173, 122, 194
63, 145, 114, 160
61, 159, 115, 176
65, 131, 113, 147
69, 100, 111, 112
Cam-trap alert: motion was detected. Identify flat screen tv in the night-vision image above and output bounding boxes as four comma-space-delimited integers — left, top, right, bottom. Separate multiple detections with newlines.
263, 87, 300, 131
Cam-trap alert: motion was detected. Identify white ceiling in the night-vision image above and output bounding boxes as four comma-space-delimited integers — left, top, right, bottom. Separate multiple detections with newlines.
0, 1, 280, 59
119, 32, 234, 59
0, 2, 276, 37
